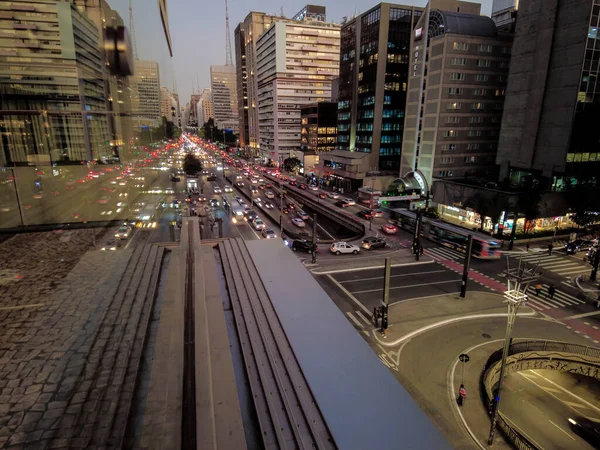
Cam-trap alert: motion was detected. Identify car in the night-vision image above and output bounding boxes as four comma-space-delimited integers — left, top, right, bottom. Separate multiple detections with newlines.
207, 175, 217, 181
250, 178, 258, 184
372, 209, 384, 218
253, 197, 263, 205
202, 169, 209, 174
197, 195, 206, 202
330, 242, 360, 255
343, 198, 356, 206
565, 239, 593, 254
244, 210, 258, 222
335, 200, 351, 208
265, 183, 272, 188
212, 186, 221, 193
264, 201, 274, 209
568, 416, 600, 447
265, 191, 275, 199
299, 184, 308, 190
101, 237, 122, 251
289, 180, 297, 186
282, 207, 290, 214
357, 209, 375, 220
252, 218, 266, 230
292, 217, 306, 228
115, 225, 132, 239
262, 228, 277, 239
290, 239, 317, 253
361, 236, 386, 250
286, 202, 296, 209
223, 185, 233, 192
209, 198, 219, 207
381, 224, 398, 235
98, 196, 110, 204
308, 184, 318, 191
236, 181, 245, 187
297, 210, 309, 220
328, 192, 340, 199
258, 184, 266, 190
318, 192, 328, 199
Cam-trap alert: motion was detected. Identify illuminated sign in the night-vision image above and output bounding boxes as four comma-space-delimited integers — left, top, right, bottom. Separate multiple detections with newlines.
415, 27, 423, 41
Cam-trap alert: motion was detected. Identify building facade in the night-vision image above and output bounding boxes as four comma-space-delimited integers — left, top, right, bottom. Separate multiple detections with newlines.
210, 65, 238, 134
491, 0, 518, 31
301, 102, 338, 153
234, 23, 249, 148
400, 9, 512, 187
187, 93, 202, 129
131, 60, 161, 128
197, 88, 213, 127
255, 16, 340, 164
160, 86, 172, 120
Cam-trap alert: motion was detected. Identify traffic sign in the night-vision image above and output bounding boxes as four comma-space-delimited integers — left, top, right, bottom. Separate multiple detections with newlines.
459, 354, 470, 363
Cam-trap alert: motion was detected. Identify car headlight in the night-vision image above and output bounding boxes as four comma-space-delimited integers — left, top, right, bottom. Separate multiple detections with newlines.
115, 234, 119, 237
568, 418, 577, 425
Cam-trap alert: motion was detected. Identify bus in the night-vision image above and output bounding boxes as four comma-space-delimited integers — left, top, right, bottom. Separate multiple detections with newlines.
391, 209, 501, 259
223, 195, 245, 224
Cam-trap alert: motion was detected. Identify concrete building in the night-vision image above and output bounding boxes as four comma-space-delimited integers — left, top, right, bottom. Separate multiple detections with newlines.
301, 102, 338, 153
160, 86, 173, 120
292, 4, 327, 22
131, 60, 161, 128
496, 0, 599, 186
187, 93, 202, 129
198, 88, 214, 126
255, 14, 340, 164
210, 65, 238, 134
235, 12, 281, 154
0, 0, 113, 165
316, 2, 426, 193
400, 8, 512, 187
234, 23, 249, 148
491, 0, 518, 32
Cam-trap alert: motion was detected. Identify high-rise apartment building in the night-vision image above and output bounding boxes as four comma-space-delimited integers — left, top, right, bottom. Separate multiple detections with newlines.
0, 0, 113, 165
400, 8, 512, 187
131, 60, 161, 128
496, 0, 599, 185
255, 16, 340, 164
187, 94, 202, 128
210, 65, 238, 134
160, 86, 173, 120
197, 88, 214, 127
235, 12, 280, 155
234, 24, 249, 148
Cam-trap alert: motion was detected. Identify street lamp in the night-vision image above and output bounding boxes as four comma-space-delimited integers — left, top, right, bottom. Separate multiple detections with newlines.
487, 257, 540, 446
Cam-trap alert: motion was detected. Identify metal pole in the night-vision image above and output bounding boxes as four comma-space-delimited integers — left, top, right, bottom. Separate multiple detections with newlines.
488, 301, 519, 445
413, 208, 422, 261
591, 245, 600, 281
508, 209, 518, 251
311, 213, 317, 264
461, 360, 465, 385
381, 257, 391, 334
460, 234, 474, 298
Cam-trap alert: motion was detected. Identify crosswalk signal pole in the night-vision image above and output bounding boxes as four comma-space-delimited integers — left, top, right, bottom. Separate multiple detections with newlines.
591, 245, 600, 281
460, 235, 474, 298
381, 258, 391, 336
413, 208, 422, 261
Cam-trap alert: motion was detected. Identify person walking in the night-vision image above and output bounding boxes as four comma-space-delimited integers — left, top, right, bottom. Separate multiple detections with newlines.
548, 243, 554, 255
535, 283, 543, 296
526, 241, 530, 252
548, 284, 556, 299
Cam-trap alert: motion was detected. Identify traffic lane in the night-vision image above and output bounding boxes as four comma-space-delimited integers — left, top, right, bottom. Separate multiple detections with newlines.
332, 262, 450, 283
501, 370, 599, 450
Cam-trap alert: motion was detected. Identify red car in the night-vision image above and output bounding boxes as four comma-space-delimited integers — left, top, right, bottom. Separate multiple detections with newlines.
299, 184, 308, 190
381, 224, 398, 235
289, 180, 297, 186
282, 207, 290, 214
318, 192, 327, 199
265, 183, 272, 188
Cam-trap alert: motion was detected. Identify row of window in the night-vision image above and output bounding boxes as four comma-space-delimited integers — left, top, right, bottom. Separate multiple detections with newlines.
444, 116, 501, 124
565, 152, 600, 162
447, 88, 505, 96
440, 156, 486, 164
452, 42, 511, 54
447, 102, 504, 111
449, 73, 506, 82
451, 58, 508, 68
442, 143, 486, 151
443, 129, 499, 137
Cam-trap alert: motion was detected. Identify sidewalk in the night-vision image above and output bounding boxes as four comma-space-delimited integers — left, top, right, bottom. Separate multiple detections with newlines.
575, 273, 600, 304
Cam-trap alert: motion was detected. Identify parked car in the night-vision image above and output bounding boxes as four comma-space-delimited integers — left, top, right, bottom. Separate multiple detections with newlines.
290, 239, 317, 253
361, 236, 386, 250
262, 228, 277, 239
381, 224, 398, 235
292, 217, 306, 228
330, 242, 360, 255
328, 192, 340, 199
335, 200, 351, 208
297, 210, 310, 220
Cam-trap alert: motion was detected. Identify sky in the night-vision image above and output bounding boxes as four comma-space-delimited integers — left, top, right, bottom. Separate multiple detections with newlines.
122, 0, 495, 105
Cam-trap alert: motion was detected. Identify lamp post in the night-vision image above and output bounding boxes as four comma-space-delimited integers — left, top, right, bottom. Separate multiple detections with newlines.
487, 257, 540, 446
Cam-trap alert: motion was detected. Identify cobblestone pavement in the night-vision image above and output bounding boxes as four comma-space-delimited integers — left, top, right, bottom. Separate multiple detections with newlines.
0, 228, 133, 448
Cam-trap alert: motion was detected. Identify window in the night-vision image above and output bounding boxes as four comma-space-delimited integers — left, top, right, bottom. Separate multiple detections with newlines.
469, 116, 483, 124
382, 109, 404, 118
451, 58, 466, 66
448, 87, 463, 95
491, 116, 501, 123
475, 74, 489, 82
497, 75, 506, 82
473, 88, 487, 96
382, 122, 402, 131
357, 123, 373, 131
441, 157, 455, 164
467, 143, 480, 150
444, 130, 458, 137
442, 144, 456, 151
468, 130, 482, 137
359, 109, 374, 119
478, 44, 492, 53
476, 59, 491, 67
498, 61, 508, 69
438, 170, 454, 177
445, 116, 460, 124
453, 42, 468, 50
338, 112, 350, 120
502, 46, 512, 54
447, 102, 461, 110
450, 72, 465, 81
471, 102, 484, 110
464, 156, 477, 164
361, 96, 375, 106
384, 95, 391, 105
494, 103, 504, 110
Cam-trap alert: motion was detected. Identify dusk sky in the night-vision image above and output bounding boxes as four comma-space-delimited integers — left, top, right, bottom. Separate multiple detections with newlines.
117, 0, 495, 106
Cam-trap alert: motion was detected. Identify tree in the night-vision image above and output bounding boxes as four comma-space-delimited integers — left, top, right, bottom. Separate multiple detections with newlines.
183, 153, 202, 176
565, 177, 600, 228
283, 156, 302, 174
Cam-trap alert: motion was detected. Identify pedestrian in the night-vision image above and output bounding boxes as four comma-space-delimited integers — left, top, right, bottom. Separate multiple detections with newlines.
526, 241, 530, 252
548, 284, 556, 299
535, 283, 543, 296
548, 243, 553, 255
457, 384, 467, 406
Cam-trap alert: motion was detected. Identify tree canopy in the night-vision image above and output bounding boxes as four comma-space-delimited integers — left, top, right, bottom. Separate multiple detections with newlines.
183, 153, 202, 176
283, 156, 302, 174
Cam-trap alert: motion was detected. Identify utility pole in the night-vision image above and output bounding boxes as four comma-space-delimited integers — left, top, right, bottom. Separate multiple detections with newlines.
413, 208, 422, 261
460, 235, 473, 298
311, 213, 317, 264
591, 244, 600, 281
507, 209, 518, 251
380, 258, 391, 335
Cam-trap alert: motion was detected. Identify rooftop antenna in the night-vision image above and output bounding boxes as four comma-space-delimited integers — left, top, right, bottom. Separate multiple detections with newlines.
129, 0, 138, 60
225, 0, 233, 66
280, 6, 284, 18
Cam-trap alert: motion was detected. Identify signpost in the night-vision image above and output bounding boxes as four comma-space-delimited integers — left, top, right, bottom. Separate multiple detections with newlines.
459, 353, 470, 384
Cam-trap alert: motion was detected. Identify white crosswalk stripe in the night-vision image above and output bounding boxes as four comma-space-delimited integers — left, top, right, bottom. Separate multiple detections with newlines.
424, 247, 464, 260
509, 253, 587, 277
525, 284, 586, 310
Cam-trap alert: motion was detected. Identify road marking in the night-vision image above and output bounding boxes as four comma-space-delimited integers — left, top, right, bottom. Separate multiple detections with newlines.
355, 310, 372, 326
327, 274, 371, 315
339, 269, 447, 284
548, 420, 576, 440
563, 310, 600, 320
532, 370, 600, 415
563, 400, 590, 410
345, 311, 364, 329
0, 303, 45, 311
351, 279, 459, 294
312, 259, 434, 275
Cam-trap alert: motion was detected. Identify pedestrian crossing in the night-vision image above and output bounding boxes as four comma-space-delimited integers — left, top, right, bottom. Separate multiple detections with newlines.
424, 246, 465, 261
509, 252, 587, 277
524, 283, 587, 311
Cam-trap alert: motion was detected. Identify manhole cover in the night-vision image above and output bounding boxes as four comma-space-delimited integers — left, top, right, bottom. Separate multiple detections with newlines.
481, 333, 492, 339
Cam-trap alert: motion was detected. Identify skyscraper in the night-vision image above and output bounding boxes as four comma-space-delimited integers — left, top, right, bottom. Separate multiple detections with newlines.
131, 60, 161, 128
234, 23, 249, 148
255, 14, 340, 164
210, 65, 238, 134
198, 88, 214, 127
160, 86, 173, 121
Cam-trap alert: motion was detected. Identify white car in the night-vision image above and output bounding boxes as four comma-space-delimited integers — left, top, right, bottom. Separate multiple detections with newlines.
115, 226, 132, 239
343, 198, 356, 206
308, 184, 318, 191
252, 218, 266, 230
297, 210, 309, 220
328, 192, 340, 199
291, 217, 306, 228
265, 191, 275, 199
264, 201, 274, 209
262, 228, 277, 239
253, 197, 263, 205
224, 185, 233, 193
330, 242, 360, 255
213, 186, 221, 193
